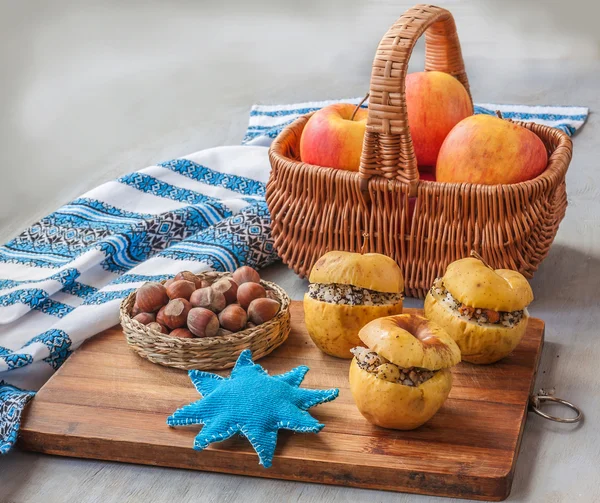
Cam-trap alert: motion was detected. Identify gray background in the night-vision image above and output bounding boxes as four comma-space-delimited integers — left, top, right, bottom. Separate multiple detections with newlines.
1, 1, 599, 502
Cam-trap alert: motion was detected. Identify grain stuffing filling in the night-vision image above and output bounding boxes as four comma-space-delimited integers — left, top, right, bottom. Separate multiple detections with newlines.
351, 347, 436, 386
308, 283, 403, 306
430, 277, 524, 328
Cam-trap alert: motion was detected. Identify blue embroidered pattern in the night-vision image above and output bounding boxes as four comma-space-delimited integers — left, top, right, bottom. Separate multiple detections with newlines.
97, 206, 216, 273
111, 273, 173, 285
68, 198, 153, 221
158, 202, 276, 270
0, 268, 80, 292
82, 288, 136, 305
0, 289, 74, 318
159, 159, 266, 196
117, 173, 230, 218
0, 331, 73, 372
62, 282, 98, 299
0, 381, 35, 454
0, 351, 34, 370
27, 330, 73, 370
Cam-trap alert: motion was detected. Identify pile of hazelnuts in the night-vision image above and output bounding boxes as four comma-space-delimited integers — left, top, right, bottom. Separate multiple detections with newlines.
131, 266, 280, 339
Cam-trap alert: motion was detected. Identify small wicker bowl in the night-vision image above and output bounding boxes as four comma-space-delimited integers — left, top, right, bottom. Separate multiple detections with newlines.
119, 271, 291, 370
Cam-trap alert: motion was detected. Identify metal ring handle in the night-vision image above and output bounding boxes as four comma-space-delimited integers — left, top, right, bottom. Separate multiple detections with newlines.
529, 395, 583, 424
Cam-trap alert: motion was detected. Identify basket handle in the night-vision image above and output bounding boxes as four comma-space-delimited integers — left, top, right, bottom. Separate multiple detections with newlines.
358, 4, 471, 196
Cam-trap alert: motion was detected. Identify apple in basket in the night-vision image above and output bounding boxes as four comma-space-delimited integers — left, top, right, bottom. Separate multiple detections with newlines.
405, 71, 473, 167
300, 103, 368, 171
436, 115, 548, 184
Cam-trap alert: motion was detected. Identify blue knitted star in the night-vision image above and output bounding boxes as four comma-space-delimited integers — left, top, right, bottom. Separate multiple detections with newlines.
167, 349, 339, 468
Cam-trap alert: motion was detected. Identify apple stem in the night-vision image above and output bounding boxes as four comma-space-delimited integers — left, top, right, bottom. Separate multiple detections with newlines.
351, 93, 370, 121
360, 232, 369, 254
495, 110, 504, 119
470, 250, 494, 270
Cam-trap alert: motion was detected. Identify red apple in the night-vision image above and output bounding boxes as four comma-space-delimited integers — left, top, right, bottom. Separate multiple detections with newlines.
436, 115, 548, 185
406, 71, 473, 167
419, 167, 436, 182
300, 103, 368, 171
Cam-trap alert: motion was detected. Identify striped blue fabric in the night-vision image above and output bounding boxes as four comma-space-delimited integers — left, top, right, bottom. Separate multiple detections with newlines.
0, 98, 588, 454
242, 98, 588, 145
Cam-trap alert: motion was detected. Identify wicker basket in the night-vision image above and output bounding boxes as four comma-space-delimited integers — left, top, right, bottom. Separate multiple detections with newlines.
120, 272, 291, 370
266, 4, 573, 298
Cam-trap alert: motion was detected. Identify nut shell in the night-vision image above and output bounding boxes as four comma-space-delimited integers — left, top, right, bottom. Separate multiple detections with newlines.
131, 302, 142, 317
232, 266, 261, 285
166, 280, 196, 301
146, 322, 169, 334
218, 304, 248, 332
158, 298, 192, 329
190, 287, 226, 313
237, 282, 266, 310
247, 298, 280, 325
187, 307, 219, 338
212, 278, 238, 305
175, 271, 204, 289
132, 312, 156, 325
136, 282, 169, 313
169, 328, 194, 339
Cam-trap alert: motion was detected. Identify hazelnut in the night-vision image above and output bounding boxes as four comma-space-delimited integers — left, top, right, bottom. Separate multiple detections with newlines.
190, 287, 226, 313
169, 328, 194, 339
246, 322, 257, 329
216, 328, 233, 336
164, 278, 175, 289
147, 322, 169, 334
218, 304, 248, 333
248, 298, 280, 325
187, 307, 219, 338
157, 298, 192, 329
212, 278, 238, 304
237, 282, 266, 310
131, 302, 142, 317
156, 305, 167, 326
175, 271, 204, 289
232, 266, 261, 285
136, 282, 169, 312
166, 280, 195, 301
133, 312, 156, 325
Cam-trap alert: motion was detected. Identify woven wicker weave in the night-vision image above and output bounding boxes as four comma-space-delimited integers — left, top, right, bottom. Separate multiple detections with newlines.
266, 4, 573, 298
120, 272, 291, 370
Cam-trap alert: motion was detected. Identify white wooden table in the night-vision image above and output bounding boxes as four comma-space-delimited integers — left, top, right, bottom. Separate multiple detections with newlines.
1, 1, 598, 501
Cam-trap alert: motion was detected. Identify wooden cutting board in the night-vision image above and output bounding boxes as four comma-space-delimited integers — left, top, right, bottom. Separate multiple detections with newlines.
19, 304, 544, 501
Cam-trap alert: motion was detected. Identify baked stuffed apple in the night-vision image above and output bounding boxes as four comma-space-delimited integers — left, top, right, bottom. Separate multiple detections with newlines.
304, 251, 404, 358
424, 257, 534, 364
349, 314, 461, 430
